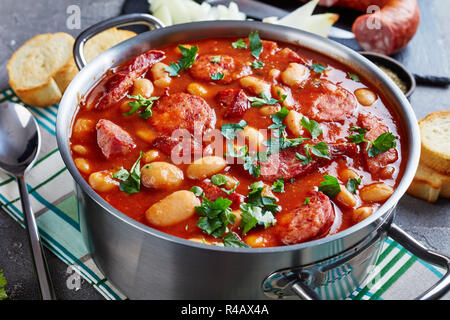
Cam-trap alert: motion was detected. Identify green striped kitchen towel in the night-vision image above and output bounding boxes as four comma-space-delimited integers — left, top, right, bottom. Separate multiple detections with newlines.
0, 88, 447, 300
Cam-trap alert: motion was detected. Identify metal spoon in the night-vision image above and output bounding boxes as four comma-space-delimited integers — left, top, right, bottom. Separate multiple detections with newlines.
0, 102, 55, 300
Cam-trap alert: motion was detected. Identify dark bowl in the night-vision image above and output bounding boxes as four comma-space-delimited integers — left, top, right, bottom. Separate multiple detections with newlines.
360, 51, 416, 99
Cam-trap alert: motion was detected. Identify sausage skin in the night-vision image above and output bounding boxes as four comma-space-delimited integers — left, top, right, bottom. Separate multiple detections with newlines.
301, 0, 420, 55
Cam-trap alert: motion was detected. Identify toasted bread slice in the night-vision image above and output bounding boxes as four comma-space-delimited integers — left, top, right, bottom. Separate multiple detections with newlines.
7, 32, 77, 107
407, 161, 450, 202
84, 28, 136, 63
419, 111, 450, 174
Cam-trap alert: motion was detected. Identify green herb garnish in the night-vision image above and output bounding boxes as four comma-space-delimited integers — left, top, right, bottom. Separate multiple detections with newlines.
251, 60, 264, 69
231, 38, 247, 49
165, 45, 199, 76
248, 91, 279, 107
303, 197, 310, 205
0, 269, 7, 300
271, 178, 285, 193
318, 175, 341, 198
211, 72, 224, 80
113, 151, 144, 194
249, 30, 263, 59
347, 177, 362, 194
368, 132, 397, 157
124, 94, 159, 119
211, 174, 228, 187
301, 116, 323, 140
222, 232, 250, 248
210, 55, 221, 63
190, 186, 204, 197
348, 73, 360, 82
196, 197, 236, 239
309, 63, 327, 74
221, 120, 247, 140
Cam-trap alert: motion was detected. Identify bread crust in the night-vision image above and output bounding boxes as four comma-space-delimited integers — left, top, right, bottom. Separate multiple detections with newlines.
407, 161, 450, 202
419, 110, 450, 174
7, 32, 76, 107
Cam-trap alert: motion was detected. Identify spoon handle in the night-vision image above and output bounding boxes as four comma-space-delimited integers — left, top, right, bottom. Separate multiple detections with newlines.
17, 176, 56, 300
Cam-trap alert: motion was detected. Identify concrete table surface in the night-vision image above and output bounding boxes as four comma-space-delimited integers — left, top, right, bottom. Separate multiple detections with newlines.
0, 0, 448, 300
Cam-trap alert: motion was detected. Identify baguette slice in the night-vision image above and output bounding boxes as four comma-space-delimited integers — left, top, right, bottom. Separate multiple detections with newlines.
84, 28, 136, 63
7, 32, 77, 107
407, 161, 450, 202
419, 111, 450, 174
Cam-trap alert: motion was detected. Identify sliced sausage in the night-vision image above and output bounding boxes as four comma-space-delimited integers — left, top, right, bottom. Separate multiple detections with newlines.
150, 92, 216, 136
95, 50, 165, 110
279, 191, 335, 245
301, 0, 420, 55
259, 143, 357, 181
300, 79, 357, 122
359, 113, 398, 177
197, 180, 244, 210
152, 135, 204, 159
96, 119, 136, 159
189, 54, 251, 84
216, 89, 250, 118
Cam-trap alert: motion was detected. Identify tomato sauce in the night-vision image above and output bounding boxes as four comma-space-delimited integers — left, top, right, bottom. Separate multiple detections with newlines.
69, 35, 406, 248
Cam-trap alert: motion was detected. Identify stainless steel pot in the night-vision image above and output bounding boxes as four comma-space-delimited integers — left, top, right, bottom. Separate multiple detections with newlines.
56, 14, 450, 300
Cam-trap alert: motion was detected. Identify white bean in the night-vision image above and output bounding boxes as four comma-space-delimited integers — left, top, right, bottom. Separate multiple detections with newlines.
281, 63, 309, 87
360, 183, 394, 202
354, 88, 377, 106
186, 156, 227, 180
285, 110, 303, 137
145, 190, 200, 227
151, 62, 172, 88
239, 76, 271, 95
141, 162, 184, 190
88, 171, 118, 192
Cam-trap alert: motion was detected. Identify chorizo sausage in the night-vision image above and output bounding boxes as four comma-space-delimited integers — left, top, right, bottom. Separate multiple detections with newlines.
96, 119, 136, 159
150, 92, 216, 136
302, 0, 420, 55
279, 191, 335, 245
299, 79, 357, 122
359, 113, 398, 177
189, 54, 252, 84
95, 50, 165, 110
197, 180, 244, 210
216, 89, 250, 118
259, 142, 357, 181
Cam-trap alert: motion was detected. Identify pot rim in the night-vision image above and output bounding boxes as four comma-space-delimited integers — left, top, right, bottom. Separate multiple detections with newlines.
56, 20, 421, 254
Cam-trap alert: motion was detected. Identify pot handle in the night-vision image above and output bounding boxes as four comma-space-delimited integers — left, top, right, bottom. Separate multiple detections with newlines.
289, 223, 450, 300
73, 13, 165, 70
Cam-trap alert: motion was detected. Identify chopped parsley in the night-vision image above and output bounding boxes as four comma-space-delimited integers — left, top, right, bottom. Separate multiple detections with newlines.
265, 107, 309, 154
113, 151, 144, 194
347, 127, 396, 157
165, 45, 199, 76
309, 63, 327, 74
211, 174, 228, 187
196, 197, 248, 247
347, 177, 362, 194
124, 94, 159, 119
222, 232, 250, 248
0, 269, 7, 300
190, 186, 204, 197
249, 30, 263, 59
210, 55, 221, 63
368, 132, 397, 157
295, 142, 330, 166
251, 60, 264, 69
231, 38, 247, 49
271, 178, 285, 193
221, 120, 247, 140
196, 197, 235, 238
301, 116, 323, 140
248, 91, 279, 107
238, 182, 279, 235
348, 73, 360, 82
303, 197, 310, 205
211, 72, 224, 80
318, 175, 341, 198
226, 144, 267, 178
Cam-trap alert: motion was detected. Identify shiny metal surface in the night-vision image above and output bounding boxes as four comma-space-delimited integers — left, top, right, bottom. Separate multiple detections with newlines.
57, 18, 422, 299
0, 102, 55, 300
